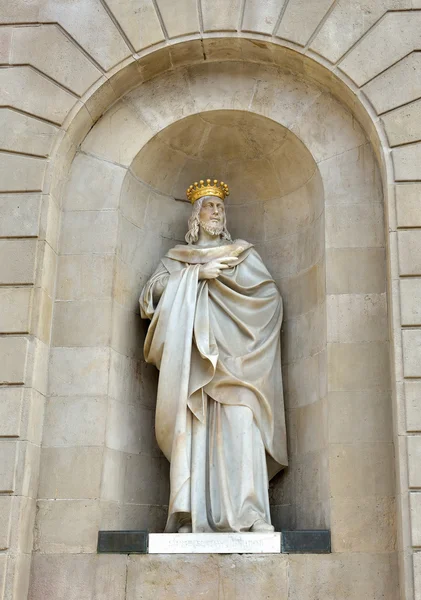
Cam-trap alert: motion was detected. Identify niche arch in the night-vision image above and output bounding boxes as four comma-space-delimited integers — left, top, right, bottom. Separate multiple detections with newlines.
45, 55, 392, 550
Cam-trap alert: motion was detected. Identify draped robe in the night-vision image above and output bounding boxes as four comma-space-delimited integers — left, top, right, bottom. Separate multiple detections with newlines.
139, 239, 287, 532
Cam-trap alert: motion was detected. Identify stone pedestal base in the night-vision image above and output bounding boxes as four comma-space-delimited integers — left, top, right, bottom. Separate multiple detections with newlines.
29, 551, 399, 600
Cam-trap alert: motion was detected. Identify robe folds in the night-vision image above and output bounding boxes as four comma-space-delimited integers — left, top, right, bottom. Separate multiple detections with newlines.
139, 239, 287, 533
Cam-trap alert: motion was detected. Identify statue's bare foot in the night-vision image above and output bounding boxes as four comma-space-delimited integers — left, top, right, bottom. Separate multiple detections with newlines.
178, 523, 192, 533
250, 519, 275, 533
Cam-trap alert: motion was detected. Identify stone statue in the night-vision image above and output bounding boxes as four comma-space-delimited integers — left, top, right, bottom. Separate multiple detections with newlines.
140, 179, 287, 533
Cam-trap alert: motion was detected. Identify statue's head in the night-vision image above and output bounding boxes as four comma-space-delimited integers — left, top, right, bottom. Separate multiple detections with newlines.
185, 179, 232, 244
185, 195, 232, 244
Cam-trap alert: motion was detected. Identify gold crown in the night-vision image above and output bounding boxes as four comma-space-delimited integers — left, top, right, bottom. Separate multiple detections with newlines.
186, 179, 230, 204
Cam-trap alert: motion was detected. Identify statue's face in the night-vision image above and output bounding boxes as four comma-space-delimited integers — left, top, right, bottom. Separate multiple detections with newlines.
199, 197, 225, 229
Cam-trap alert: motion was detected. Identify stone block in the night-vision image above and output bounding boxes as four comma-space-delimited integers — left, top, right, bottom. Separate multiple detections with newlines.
7, 495, 36, 554
393, 143, 421, 181
363, 53, 421, 114
398, 230, 421, 275
0, 496, 12, 550
242, 0, 280, 34
0, 109, 57, 158
0, 555, 6, 599
283, 352, 325, 409
402, 330, 421, 378
130, 70, 195, 133
0, 193, 41, 238
339, 12, 421, 86
64, 152, 126, 211
251, 69, 321, 130
281, 302, 326, 364
0, 27, 12, 62
22, 388, 45, 446
0, 287, 32, 333
130, 140, 186, 198
408, 436, 421, 488
325, 203, 385, 248
0, 388, 23, 437
0, 151, 46, 192
288, 552, 398, 600
189, 62, 259, 113
327, 293, 387, 343
11, 24, 101, 96
123, 453, 169, 505
100, 448, 126, 503
43, 396, 107, 448
202, 0, 242, 31
0, 441, 17, 493
400, 278, 421, 325
156, 0, 199, 37
328, 342, 390, 391
127, 554, 288, 600
0, 66, 76, 125
259, 218, 324, 280
49, 347, 110, 396
279, 263, 324, 320
111, 303, 143, 359
326, 247, 386, 294
396, 183, 421, 228
330, 496, 396, 552
39, 194, 60, 252
99, 500, 167, 533
118, 172, 149, 229
415, 553, 421, 600
292, 93, 366, 163
35, 240, 57, 297
29, 553, 127, 600
52, 299, 112, 347
35, 499, 101, 553
329, 442, 395, 498
106, 0, 164, 51
328, 390, 393, 443
114, 258, 148, 313
277, 0, 334, 46
60, 210, 118, 255
31, 287, 53, 344
295, 400, 327, 456
38, 446, 103, 499
410, 492, 421, 546
41, 0, 130, 71
382, 98, 421, 146
318, 143, 382, 206
82, 103, 154, 166
263, 176, 323, 240
13, 441, 41, 498
405, 381, 421, 432
0, 336, 28, 385
0, 239, 37, 284
56, 254, 115, 302
310, 0, 401, 63
108, 349, 156, 408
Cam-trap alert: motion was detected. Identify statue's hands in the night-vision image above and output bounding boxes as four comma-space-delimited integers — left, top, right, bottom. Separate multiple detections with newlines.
198, 257, 234, 280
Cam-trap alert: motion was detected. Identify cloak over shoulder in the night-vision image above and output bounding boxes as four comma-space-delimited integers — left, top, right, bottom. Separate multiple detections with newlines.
139, 240, 288, 526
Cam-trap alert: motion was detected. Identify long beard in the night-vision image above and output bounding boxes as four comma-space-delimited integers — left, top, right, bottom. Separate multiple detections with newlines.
199, 219, 224, 237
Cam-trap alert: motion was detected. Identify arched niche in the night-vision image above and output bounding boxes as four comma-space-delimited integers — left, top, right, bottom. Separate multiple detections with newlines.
117, 110, 326, 530
44, 59, 391, 550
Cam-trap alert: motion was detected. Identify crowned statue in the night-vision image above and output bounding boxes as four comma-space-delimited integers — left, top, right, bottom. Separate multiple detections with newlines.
139, 179, 287, 533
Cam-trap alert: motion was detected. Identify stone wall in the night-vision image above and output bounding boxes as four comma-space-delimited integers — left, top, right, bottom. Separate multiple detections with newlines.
0, 2, 420, 599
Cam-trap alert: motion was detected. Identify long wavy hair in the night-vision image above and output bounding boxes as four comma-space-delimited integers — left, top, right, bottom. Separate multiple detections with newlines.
185, 196, 232, 245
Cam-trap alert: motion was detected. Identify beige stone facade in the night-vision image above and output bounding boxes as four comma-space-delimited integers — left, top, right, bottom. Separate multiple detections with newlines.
0, 1, 420, 598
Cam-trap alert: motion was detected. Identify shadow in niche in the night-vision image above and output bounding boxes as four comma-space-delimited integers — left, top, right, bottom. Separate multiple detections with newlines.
113, 109, 328, 532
